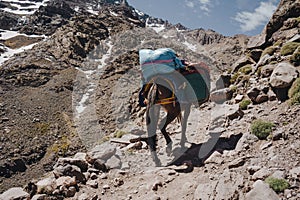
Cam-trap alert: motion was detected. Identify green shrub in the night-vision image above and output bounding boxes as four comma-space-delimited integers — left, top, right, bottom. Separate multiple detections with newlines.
99, 136, 110, 144
273, 40, 283, 47
289, 92, 300, 106
280, 42, 300, 56
262, 46, 277, 57
288, 78, 300, 105
250, 119, 274, 139
35, 122, 50, 135
265, 177, 290, 193
293, 16, 300, 24
238, 65, 252, 75
230, 72, 241, 84
239, 99, 251, 110
229, 85, 237, 93
256, 66, 262, 76
51, 136, 70, 156
290, 47, 300, 65
113, 130, 128, 138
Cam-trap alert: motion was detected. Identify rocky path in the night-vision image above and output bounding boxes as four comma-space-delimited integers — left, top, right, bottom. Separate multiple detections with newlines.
2, 99, 299, 200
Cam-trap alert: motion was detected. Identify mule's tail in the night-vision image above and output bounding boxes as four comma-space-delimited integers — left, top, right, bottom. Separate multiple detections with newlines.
146, 83, 158, 125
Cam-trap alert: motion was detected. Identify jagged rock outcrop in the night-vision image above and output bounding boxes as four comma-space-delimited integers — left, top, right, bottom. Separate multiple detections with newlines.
0, 12, 18, 30
247, 0, 300, 49
187, 28, 225, 45
0, 4, 144, 192
18, 1, 75, 36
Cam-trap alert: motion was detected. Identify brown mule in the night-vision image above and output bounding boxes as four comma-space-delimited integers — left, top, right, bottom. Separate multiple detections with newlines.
144, 76, 191, 166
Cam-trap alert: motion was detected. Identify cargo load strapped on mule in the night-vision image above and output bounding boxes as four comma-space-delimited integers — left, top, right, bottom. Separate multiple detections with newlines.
180, 62, 210, 104
138, 48, 210, 106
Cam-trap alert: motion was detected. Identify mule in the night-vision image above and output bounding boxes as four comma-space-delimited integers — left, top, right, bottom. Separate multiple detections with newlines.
144, 76, 192, 166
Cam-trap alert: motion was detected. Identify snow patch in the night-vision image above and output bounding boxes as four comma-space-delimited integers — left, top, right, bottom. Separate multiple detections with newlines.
87, 6, 99, 15
0, 43, 37, 65
0, 0, 50, 15
183, 41, 197, 52
146, 23, 165, 33
75, 40, 113, 115
0, 29, 46, 64
110, 11, 118, 16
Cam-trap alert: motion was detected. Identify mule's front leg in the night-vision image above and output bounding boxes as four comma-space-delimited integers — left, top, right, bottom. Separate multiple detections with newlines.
180, 104, 191, 147
148, 135, 161, 167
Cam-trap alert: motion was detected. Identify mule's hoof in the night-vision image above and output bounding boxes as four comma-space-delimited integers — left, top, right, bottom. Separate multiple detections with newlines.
166, 142, 173, 156
151, 152, 162, 167
155, 160, 162, 167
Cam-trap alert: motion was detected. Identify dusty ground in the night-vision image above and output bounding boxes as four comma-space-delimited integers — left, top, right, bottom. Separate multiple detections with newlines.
65, 99, 300, 200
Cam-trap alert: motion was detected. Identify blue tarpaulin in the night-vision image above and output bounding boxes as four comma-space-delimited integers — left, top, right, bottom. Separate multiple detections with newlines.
139, 48, 184, 82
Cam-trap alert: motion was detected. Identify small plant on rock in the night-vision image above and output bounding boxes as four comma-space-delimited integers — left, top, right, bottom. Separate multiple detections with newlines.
239, 99, 251, 110
265, 177, 290, 193
250, 119, 274, 140
280, 42, 300, 56
261, 46, 277, 57
238, 65, 252, 75
113, 130, 128, 138
290, 47, 300, 66
288, 78, 300, 105
230, 72, 241, 84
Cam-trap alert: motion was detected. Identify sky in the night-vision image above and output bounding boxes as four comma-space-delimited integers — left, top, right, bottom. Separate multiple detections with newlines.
127, 0, 280, 36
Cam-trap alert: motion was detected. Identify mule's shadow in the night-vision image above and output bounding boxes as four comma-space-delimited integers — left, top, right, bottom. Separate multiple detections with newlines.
167, 132, 243, 171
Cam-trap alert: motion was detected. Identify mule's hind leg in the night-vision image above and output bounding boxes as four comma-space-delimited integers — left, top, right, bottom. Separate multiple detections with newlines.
146, 104, 161, 166
180, 104, 191, 147
159, 108, 181, 156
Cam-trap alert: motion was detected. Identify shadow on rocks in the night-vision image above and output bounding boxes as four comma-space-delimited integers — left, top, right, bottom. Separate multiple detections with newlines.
168, 133, 243, 172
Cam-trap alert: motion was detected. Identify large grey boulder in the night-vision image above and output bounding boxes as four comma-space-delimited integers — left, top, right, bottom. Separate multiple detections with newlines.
231, 56, 255, 73
0, 187, 30, 200
270, 62, 298, 88
245, 180, 280, 200
261, 64, 276, 77
86, 142, 117, 162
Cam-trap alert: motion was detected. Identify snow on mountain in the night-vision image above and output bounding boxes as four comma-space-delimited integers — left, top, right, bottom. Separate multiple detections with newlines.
0, 29, 46, 64
0, 0, 50, 15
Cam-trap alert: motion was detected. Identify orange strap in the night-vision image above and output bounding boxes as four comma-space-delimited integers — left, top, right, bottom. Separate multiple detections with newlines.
146, 77, 176, 105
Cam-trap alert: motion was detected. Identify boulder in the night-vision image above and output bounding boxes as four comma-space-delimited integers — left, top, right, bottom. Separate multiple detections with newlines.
36, 177, 57, 195
215, 74, 231, 89
106, 155, 122, 169
255, 94, 269, 104
194, 170, 243, 200
249, 49, 263, 62
270, 62, 299, 88
289, 166, 300, 179
0, 187, 30, 200
245, 180, 280, 200
247, 87, 260, 103
247, 32, 267, 49
261, 64, 276, 77
31, 194, 47, 200
55, 176, 77, 188
226, 104, 244, 120
232, 56, 255, 72
86, 142, 117, 162
268, 89, 277, 101
210, 88, 233, 104
53, 164, 86, 183
234, 94, 244, 103
256, 53, 279, 68
54, 157, 88, 172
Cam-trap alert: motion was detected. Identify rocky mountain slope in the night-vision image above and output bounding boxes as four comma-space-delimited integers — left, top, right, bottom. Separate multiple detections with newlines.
0, 0, 299, 199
